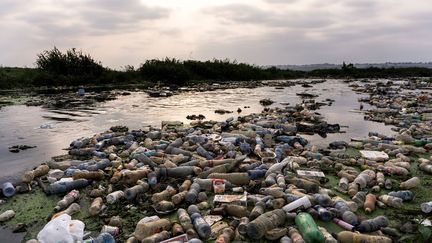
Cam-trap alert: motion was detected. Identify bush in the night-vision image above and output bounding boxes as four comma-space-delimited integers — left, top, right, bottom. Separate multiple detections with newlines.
35, 47, 105, 86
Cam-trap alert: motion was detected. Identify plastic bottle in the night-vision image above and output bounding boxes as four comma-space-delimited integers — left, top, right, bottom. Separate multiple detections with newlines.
247, 209, 286, 239
171, 222, 184, 236
52, 203, 80, 219
400, 177, 420, 189
22, 164, 50, 183
338, 177, 349, 191
1, 182, 16, 197
419, 162, 432, 174
83, 232, 115, 243
106, 190, 124, 204
191, 212, 211, 239
318, 227, 337, 243
186, 182, 201, 204
133, 218, 171, 241
89, 197, 103, 216
222, 204, 248, 218
54, 190, 79, 211
421, 202, 432, 213
336, 231, 392, 243
179, 179, 192, 192
108, 216, 122, 227
216, 227, 235, 243
250, 201, 266, 220
141, 231, 170, 243
376, 172, 385, 187
73, 170, 104, 180
352, 191, 366, 207
123, 170, 149, 185
145, 171, 157, 185
384, 178, 393, 190
87, 159, 112, 171
285, 178, 319, 193
282, 196, 312, 213
151, 185, 176, 203
378, 195, 403, 208
347, 182, 358, 197
264, 173, 276, 186
265, 227, 287, 241
237, 217, 249, 235
280, 236, 293, 243
208, 172, 250, 185
388, 190, 414, 201
333, 218, 354, 231
124, 183, 149, 200
342, 211, 359, 226
101, 225, 120, 236
314, 205, 332, 221
363, 194, 376, 213
355, 216, 389, 232
288, 226, 306, 243
0, 210, 15, 222
172, 191, 188, 205
162, 166, 202, 179
248, 169, 267, 180
271, 198, 287, 209
314, 193, 333, 207
260, 187, 285, 198
353, 170, 375, 189
178, 208, 193, 230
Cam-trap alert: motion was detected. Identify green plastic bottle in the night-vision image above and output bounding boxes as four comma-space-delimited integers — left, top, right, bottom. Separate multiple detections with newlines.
295, 212, 325, 243
413, 139, 428, 147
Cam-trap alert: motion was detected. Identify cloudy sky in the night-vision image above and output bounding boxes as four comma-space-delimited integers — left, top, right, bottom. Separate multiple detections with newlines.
1, 0, 431, 68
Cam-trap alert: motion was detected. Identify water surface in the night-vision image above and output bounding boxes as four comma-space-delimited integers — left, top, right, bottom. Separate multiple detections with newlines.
0, 79, 394, 182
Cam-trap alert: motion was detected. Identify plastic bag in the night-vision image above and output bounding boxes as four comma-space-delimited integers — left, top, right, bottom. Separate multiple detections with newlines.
37, 214, 84, 243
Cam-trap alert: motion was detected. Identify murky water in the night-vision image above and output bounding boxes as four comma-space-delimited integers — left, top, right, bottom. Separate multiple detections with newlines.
0, 79, 395, 182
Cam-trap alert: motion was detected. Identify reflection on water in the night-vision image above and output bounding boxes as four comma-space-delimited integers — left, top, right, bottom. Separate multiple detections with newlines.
0, 79, 395, 182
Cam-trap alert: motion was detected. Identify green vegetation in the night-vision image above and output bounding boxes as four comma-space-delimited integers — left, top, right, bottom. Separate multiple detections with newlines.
1, 47, 432, 90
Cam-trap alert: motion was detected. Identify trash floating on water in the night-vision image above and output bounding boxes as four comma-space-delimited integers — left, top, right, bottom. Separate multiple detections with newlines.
4, 78, 432, 242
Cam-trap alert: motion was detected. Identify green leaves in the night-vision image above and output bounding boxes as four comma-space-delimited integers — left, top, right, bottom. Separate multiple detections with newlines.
419, 225, 431, 241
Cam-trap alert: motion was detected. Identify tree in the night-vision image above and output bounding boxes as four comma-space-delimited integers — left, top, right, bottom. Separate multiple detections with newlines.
36, 47, 105, 76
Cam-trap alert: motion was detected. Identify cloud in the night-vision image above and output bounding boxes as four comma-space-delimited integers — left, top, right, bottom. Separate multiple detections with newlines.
205, 4, 334, 29
13, 0, 171, 38
0, 0, 431, 67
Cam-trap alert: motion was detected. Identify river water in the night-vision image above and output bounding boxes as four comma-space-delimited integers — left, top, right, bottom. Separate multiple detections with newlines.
0, 79, 395, 183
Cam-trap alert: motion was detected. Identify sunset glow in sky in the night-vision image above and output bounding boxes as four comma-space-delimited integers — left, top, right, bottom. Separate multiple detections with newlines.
1, 0, 431, 68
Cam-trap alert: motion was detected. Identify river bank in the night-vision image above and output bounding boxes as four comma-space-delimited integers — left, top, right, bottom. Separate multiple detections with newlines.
0, 79, 394, 183
1, 78, 432, 242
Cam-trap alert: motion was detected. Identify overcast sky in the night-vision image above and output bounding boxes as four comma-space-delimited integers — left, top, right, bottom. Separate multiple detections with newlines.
1, 0, 431, 68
